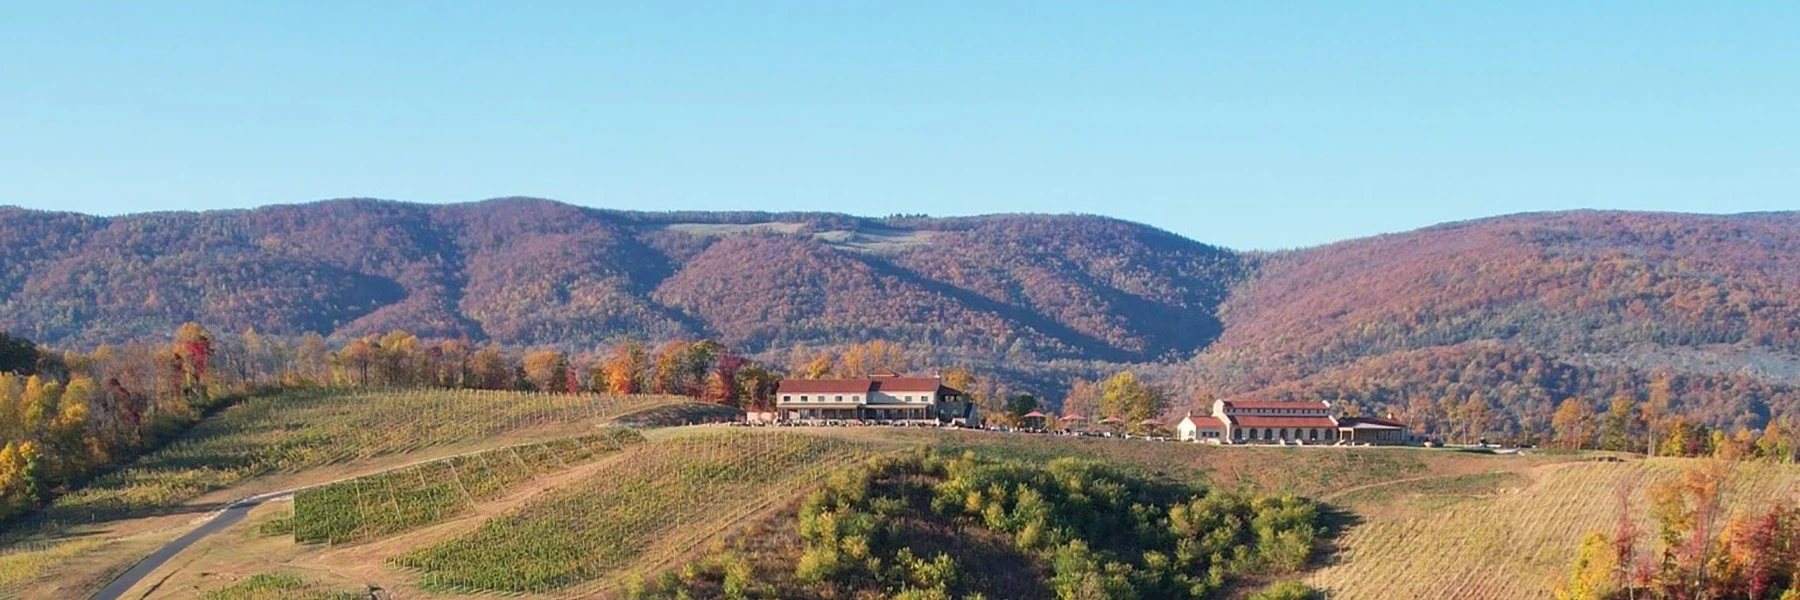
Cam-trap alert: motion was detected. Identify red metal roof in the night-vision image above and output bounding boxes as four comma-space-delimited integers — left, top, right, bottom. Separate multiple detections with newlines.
873, 377, 949, 393
777, 376, 965, 396
1222, 399, 1330, 411
777, 379, 876, 394
1229, 415, 1339, 428
1181, 415, 1226, 429
1339, 417, 1407, 429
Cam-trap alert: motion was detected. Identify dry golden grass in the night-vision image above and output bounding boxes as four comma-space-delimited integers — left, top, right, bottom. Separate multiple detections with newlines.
0, 389, 691, 600
24, 417, 1787, 600
1308, 457, 1800, 599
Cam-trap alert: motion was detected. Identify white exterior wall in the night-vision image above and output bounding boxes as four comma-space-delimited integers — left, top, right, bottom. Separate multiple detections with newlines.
773, 385, 950, 421
776, 393, 870, 406
867, 390, 938, 405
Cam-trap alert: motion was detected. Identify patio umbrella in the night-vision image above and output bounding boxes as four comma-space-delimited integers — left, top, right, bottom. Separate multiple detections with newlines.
1060, 414, 1087, 421
1099, 416, 1126, 425
1138, 418, 1164, 427
1022, 410, 1047, 419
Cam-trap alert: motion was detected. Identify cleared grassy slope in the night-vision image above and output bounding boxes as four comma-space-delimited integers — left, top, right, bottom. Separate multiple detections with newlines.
391, 431, 880, 595
1308, 457, 1800, 599
0, 388, 689, 599
18, 401, 1799, 600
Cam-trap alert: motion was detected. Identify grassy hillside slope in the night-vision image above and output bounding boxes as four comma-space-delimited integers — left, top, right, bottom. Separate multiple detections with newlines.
1309, 458, 1800, 599
7, 387, 1794, 600
0, 388, 688, 599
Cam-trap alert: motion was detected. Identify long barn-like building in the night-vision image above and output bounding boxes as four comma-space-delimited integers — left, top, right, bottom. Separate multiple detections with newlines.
1177, 398, 1408, 445
774, 372, 978, 424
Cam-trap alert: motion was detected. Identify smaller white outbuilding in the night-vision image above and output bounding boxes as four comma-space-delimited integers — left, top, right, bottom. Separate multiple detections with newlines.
1176, 412, 1227, 443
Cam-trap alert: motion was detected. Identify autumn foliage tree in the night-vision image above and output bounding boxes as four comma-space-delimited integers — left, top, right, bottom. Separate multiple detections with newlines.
1557, 461, 1800, 600
1553, 399, 1599, 450
599, 340, 649, 395
521, 349, 570, 393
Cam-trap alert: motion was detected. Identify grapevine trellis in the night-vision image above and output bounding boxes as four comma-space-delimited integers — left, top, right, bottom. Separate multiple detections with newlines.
0, 388, 684, 597
390, 430, 880, 595
290, 428, 645, 545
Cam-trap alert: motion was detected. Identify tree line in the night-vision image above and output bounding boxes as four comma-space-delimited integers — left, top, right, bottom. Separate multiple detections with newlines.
1558, 462, 1800, 600
0, 328, 1027, 527
0, 325, 805, 526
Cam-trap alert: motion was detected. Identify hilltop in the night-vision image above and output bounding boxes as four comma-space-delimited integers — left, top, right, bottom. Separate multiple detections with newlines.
0, 199, 1239, 362
4, 200, 1800, 430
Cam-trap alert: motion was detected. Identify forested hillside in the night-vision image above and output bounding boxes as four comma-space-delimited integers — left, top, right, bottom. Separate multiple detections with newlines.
1205, 210, 1800, 391
5, 199, 1800, 436
0, 199, 1237, 363
1177, 210, 1800, 440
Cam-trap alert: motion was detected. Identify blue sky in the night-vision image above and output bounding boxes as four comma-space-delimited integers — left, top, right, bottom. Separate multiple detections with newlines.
2, 2, 1796, 250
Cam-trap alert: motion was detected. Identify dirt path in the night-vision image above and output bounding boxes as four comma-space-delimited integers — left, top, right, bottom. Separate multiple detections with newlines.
293, 449, 641, 593
88, 435, 633, 600
1319, 469, 1522, 503
89, 491, 293, 600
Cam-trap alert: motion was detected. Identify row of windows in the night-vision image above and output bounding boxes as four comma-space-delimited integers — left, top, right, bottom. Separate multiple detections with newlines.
1233, 408, 1327, 415
1233, 428, 1337, 441
780, 394, 932, 403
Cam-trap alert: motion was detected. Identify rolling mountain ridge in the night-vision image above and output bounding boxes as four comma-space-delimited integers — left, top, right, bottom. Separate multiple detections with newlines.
3, 199, 1799, 420
0, 198, 1241, 362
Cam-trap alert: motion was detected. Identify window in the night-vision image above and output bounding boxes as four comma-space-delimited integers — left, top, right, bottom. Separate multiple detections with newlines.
782, 395, 792, 403
836, 395, 844, 402
800, 395, 809, 402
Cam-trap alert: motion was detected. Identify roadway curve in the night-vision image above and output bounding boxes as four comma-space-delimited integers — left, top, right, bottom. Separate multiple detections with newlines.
89, 490, 293, 600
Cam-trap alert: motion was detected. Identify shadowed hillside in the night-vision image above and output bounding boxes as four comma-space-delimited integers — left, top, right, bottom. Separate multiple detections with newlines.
0, 199, 1239, 362
1208, 211, 1800, 388
7, 201, 1800, 431
1172, 210, 1800, 435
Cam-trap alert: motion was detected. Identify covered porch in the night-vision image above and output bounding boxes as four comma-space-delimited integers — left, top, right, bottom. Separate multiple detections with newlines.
781, 405, 936, 421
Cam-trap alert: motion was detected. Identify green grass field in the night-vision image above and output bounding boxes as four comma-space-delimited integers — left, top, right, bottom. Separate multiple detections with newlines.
8, 386, 1798, 600
0, 388, 687, 599
289, 428, 645, 545
391, 430, 879, 595
198, 572, 363, 600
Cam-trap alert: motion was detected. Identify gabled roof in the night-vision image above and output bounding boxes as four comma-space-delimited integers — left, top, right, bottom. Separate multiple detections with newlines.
1220, 399, 1331, 411
778, 379, 877, 394
777, 375, 965, 396
1228, 415, 1339, 428
1339, 417, 1407, 430
1180, 414, 1226, 429
872, 377, 950, 393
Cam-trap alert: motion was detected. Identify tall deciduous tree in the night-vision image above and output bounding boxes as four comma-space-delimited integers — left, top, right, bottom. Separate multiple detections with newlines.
173, 322, 213, 402
468, 346, 511, 390
1063, 378, 1101, 421
1099, 371, 1167, 430
839, 341, 908, 377
521, 350, 570, 394
1552, 398, 1599, 450
601, 340, 648, 395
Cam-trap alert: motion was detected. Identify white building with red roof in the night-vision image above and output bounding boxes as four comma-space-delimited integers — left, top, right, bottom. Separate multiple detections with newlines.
1203, 398, 1335, 444
1177, 413, 1227, 443
1190, 398, 1412, 445
775, 372, 976, 424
